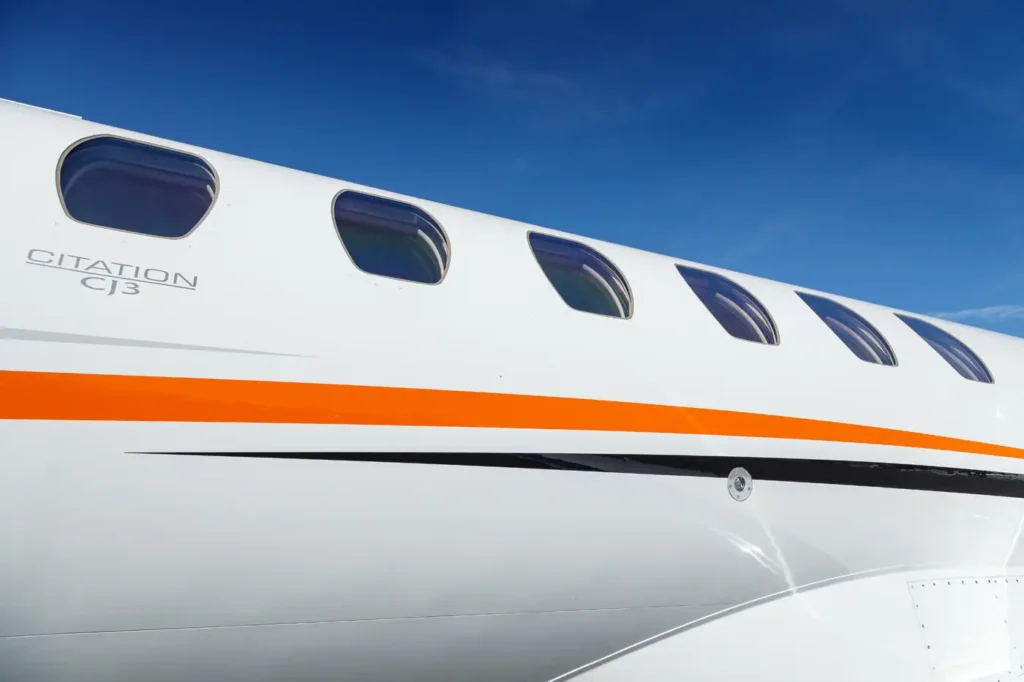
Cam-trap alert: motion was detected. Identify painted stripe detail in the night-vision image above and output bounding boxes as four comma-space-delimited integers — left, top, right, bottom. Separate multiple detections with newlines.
1, 326, 305, 357
147, 451, 1024, 498
2, 369, 1022, 461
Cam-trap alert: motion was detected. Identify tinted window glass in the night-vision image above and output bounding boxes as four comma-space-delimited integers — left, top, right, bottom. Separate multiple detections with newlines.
59, 136, 216, 238
677, 265, 778, 344
896, 314, 994, 383
798, 293, 897, 366
333, 191, 449, 284
529, 232, 632, 318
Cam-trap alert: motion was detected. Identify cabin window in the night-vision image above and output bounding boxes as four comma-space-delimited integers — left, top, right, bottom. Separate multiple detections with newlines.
896, 314, 993, 383
797, 293, 897, 366
677, 265, 778, 345
333, 191, 450, 284
528, 232, 632, 319
58, 136, 217, 238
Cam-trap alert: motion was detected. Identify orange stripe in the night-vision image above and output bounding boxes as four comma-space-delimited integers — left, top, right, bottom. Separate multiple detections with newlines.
1, 369, 1021, 460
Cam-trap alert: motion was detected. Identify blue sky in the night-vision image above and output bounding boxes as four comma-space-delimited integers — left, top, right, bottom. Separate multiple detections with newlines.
3, 0, 1024, 336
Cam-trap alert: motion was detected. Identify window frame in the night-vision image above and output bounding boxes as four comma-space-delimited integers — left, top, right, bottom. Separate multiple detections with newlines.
55, 133, 220, 240
676, 264, 780, 345
526, 230, 634, 320
330, 188, 452, 286
796, 291, 898, 367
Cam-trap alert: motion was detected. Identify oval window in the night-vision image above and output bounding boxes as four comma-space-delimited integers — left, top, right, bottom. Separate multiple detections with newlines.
798, 293, 897, 366
333, 191, 450, 284
528, 232, 632, 319
59, 136, 217, 238
896, 314, 993, 383
677, 265, 778, 344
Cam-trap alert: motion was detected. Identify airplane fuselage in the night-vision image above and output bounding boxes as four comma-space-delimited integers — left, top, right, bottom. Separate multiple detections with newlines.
2, 98, 1024, 682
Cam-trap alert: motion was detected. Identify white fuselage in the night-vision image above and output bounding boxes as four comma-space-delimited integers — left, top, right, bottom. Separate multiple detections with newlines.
2, 98, 1024, 681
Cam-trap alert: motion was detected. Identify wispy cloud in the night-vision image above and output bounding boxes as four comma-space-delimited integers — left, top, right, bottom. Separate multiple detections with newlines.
932, 305, 1024, 322
416, 48, 698, 129
714, 217, 799, 270
841, 3, 1024, 139
421, 51, 583, 103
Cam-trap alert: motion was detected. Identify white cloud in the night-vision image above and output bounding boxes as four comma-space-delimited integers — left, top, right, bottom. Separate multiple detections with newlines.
932, 305, 1024, 322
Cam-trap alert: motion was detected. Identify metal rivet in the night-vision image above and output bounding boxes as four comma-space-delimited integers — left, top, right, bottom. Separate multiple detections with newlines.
727, 467, 752, 502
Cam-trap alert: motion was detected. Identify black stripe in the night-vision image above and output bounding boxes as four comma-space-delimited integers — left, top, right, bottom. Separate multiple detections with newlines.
140, 450, 1024, 499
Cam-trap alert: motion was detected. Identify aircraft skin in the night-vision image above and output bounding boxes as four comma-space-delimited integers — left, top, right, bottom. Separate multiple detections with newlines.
2, 96, 1024, 681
